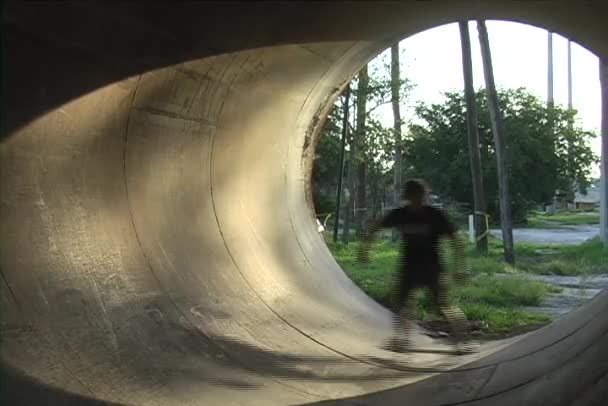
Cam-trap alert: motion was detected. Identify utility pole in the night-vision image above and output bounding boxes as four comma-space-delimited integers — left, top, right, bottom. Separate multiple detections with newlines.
567, 40, 575, 198
391, 43, 403, 242
548, 30, 557, 213
478, 20, 515, 264
600, 60, 608, 244
548, 31, 554, 108
355, 66, 369, 237
333, 86, 350, 242
568, 40, 573, 110
459, 21, 487, 253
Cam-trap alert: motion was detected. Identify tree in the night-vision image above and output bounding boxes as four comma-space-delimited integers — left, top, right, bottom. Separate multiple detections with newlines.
459, 21, 487, 253
333, 86, 350, 242
354, 65, 369, 237
391, 43, 403, 241
342, 100, 356, 243
406, 88, 598, 225
477, 20, 515, 264
312, 96, 348, 217
312, 52, 413, 240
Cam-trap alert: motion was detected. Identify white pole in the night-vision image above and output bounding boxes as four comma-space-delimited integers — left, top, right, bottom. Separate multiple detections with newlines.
600, 61, 608, 244
468, 214, 475, 243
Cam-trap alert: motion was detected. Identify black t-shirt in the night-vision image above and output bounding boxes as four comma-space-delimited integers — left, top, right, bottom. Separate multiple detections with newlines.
380, 205, 456, 267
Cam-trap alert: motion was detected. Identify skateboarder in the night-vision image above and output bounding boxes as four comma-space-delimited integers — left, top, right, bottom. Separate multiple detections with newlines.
358, 179, 474, 353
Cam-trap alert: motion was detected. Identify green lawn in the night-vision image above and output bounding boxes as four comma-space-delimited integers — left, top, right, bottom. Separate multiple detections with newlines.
526, 209, 600, 228
325, 229, 607, 336
483, 236, 608, 276
326, 238, 558, 336
323, 206, 605, 337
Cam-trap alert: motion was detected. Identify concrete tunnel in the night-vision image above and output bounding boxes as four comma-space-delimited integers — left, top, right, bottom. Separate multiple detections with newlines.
1, 1, 608, 405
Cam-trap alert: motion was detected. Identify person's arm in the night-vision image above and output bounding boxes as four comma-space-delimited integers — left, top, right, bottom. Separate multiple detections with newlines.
439, 211, 469, 282
448, 232, 469, 282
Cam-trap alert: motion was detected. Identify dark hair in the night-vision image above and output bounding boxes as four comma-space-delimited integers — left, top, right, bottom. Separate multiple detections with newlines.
402, 179, 427, 200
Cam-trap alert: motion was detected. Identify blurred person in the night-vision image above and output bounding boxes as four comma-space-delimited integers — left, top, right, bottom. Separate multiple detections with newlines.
359, 179, 475, 354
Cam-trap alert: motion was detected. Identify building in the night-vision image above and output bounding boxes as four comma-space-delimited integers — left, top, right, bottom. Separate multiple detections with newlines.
574, 181, 600, 210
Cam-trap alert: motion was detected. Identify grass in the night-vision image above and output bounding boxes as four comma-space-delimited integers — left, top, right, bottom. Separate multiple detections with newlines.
324, 206, 605, 337
526, 209, 600, 228
326, 238, 558, 335
457, 275, 555, 307
456, 304, 550, 336
326, 225, 608, 336
419, 274, 557, 335
457, 234, 608, 276
508, 237, 608, 276
328, 240, 400, 306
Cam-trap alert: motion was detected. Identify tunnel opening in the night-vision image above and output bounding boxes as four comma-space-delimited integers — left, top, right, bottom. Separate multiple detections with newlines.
310, 19, 604, 345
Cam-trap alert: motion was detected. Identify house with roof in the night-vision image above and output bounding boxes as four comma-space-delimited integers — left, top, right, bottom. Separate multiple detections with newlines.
574, 180, 600, 209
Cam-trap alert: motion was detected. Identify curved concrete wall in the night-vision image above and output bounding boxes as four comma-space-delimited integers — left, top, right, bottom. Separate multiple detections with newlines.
1, 2, 607, 405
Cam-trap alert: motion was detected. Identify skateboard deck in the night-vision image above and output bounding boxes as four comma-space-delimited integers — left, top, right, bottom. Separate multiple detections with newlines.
378, 343, 467, 355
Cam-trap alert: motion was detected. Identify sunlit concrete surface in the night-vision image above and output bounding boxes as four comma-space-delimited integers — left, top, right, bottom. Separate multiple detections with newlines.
1, 2, 608, 405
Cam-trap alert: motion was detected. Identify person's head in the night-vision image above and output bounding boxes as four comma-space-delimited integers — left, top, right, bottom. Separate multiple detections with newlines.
402, 179, 429, 207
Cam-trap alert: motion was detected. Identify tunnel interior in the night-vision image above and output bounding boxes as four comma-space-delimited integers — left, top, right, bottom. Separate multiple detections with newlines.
1, 2, 608, 405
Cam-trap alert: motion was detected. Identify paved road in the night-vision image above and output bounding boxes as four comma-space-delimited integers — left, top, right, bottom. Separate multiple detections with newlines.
490, 224, 600, 244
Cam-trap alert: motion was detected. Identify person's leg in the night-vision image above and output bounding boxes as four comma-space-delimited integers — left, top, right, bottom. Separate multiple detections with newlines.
432, 270, 468, 341
387, 271, 416, 350
394, 288, 416, 343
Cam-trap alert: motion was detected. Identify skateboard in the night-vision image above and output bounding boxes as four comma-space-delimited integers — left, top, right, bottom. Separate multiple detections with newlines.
378, 340, 478, 355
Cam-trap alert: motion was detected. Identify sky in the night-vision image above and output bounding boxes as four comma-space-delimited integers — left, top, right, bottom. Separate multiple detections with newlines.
372, 20, 602, 176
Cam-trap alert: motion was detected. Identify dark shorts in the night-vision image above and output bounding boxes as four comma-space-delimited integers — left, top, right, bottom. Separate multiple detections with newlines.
394, 263, 445, 309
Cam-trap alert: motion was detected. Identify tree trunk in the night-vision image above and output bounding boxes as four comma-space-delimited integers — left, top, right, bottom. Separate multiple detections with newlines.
477, 20, 515, 264
391, 44, 403, 242
600, 60, 608, 244
342, 101, 357, 243
370, 173, 377, 220
333, 86, 350, 242
355, 65, 369, 237
459, 21, 488, 253
342, 165, 353, 243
